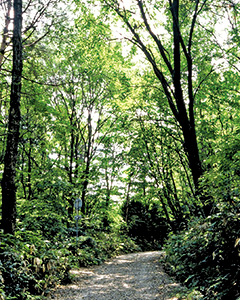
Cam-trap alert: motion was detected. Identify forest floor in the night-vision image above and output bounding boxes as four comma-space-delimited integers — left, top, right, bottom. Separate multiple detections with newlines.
52, 251, 196, 300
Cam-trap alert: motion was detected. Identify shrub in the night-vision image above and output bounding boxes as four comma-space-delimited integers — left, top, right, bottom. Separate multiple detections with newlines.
17, 197, 68, 239
164, 202, 240, 299
0, 231, 72, 300
66, 214, 140, 267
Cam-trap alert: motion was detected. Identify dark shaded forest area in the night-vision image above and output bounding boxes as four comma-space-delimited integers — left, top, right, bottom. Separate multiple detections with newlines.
0, 0, 240, 299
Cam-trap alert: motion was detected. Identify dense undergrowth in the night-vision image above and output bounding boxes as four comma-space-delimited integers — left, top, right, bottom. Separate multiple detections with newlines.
0, 214, 139, 300
164, 202, 240, 300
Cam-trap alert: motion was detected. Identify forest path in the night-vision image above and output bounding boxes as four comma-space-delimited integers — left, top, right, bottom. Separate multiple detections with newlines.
52, 251, 185, 300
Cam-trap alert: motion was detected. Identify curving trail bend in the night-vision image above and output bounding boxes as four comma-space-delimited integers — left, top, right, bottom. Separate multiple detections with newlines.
53, 251, 184, 300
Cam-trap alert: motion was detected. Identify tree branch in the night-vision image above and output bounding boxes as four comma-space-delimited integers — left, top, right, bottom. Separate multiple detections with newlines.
137, 0, 173, 75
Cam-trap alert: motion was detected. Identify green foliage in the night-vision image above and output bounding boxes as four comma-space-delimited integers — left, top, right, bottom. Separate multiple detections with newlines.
18, 200, 68, 240
69, 212, 140, 266
0, 231, 72, 300
200, 135, 240, 205
66, 232, 139, 268
121, 199, 170, 250
164, 202, 240, 299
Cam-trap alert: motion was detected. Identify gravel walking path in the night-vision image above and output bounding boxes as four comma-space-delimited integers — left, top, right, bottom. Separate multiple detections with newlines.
52, 251, 185, 300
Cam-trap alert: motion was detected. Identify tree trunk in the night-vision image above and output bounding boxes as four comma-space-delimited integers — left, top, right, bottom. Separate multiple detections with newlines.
1, 0, 23, 235
125, 176, 132, 223
81, 111, 93, 214
181, 124, 203, 189
171, 0, 203, 190
0, 0, 12, 70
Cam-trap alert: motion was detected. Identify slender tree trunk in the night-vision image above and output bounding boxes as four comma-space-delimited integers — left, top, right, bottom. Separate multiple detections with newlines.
156, 184, 171, 227
0, 0, 12, 69
26, 138, 32, 200
69, 102, 76, 184
1, 0, 23, 235
125, 176, 132, 223
81, 176, 89, 214
105, 170, 111, 208
20, 151, 27, 199
81, 150, 91, 214
81, 111, 92, 214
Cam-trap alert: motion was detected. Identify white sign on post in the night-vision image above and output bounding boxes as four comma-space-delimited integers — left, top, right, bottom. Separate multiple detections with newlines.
74, 198, 82, 210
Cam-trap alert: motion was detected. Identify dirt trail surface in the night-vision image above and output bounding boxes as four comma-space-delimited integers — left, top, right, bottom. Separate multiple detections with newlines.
53, 251, 184, 300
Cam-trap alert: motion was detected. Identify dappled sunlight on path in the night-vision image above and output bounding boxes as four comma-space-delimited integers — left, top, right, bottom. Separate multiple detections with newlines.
53, 251, 184, 300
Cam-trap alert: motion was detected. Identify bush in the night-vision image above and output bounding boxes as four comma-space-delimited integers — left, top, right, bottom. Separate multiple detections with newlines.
0, 231, 72, 300
164, 202, 240, 299
66, 214, 140, 267
17, 196, 68, 239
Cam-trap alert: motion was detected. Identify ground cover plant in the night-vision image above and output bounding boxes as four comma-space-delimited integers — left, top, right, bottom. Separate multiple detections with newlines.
164, 202, 240, 299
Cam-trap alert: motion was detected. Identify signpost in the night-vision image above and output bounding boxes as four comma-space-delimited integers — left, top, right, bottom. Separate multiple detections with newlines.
74, 198, 82, 211
74, 198, 82, 240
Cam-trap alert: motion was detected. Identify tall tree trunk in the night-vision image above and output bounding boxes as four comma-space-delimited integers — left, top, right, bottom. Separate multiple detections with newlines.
171, 0, 203, 190
27, 138, 32, 200
1, 0, 23, 235
81, 111, 92, 214
125, 176, 133, 223
81, 155, 91, 214
105, 169, 111, 208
